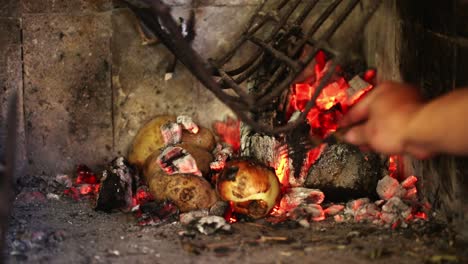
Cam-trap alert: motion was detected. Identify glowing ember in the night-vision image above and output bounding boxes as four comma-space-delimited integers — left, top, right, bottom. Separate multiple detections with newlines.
76, 164, 98, 184
275, 151, 289, 187
224, 201, 238, 224
213, 117, 241, 153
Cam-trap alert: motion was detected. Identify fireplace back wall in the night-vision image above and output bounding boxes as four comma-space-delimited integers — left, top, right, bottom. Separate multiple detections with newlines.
365, 0, 468, 239
1, 0, 468, 238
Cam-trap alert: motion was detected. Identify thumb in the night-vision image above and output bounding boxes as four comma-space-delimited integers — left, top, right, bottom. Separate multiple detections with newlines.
343, 124, 370, 146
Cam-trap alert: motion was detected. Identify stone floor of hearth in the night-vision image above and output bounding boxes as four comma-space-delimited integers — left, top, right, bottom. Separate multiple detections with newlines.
4, 190, 466, 264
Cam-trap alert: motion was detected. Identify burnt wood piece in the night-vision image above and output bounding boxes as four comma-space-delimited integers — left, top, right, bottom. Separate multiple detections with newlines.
305, 143, 383, 201
124, 0, 382, 135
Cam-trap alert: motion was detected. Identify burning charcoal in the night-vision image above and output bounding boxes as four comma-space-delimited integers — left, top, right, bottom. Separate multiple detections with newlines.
382, 197, 410, 215
354, 203, 380, 222
324, 204, 345, 216
401, 175, 418, 189
133, 185, 153, 206
161, 122, 182, 146
95, 157, 137, 212
177, 115, 199, 134
76, 164, 98, 184
334, 214, 345, 222
157, 146, 202, 176
305, 143, 382, 201
213, 117, 240, 153
403, 187, 418, 201
210, 144, 233, 171
380, 197, 412, 227
275, 188, 324, 216
344, 198, 370, 216
305, 204, 325, 222
55, 174, 72, 188
180, 210, 209, 225
156, 143, 214, 176
376, 176, 405, 200
195, 216, 231, 235
346, 75, 373, 104
288, 204, 325, 223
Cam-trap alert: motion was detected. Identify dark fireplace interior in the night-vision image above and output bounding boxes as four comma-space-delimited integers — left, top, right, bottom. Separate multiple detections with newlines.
0, 0, 467, 263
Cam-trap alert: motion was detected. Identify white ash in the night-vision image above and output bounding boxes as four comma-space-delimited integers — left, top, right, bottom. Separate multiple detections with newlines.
55, 174, 72, 188
401, 175, 418, 189
179, 210, 209, 225
288, 111, 302, 123
111, 157, 135, 209
164, 72, 173, 81
382, 197, 411, 216
347, 75, 371, 101
210, 144, 233, 170
195, 216, 231, 235
288, 204, 325, 224
324, 204, 345, 216
46, 193, 60, 200
161, 122, 182, 145
304, 204, 325, 221
335, 175, 424, 227
376, 176, 405, 200
273, 188, 324, 216
177, 115, 199, 134
157, 146, 201, 176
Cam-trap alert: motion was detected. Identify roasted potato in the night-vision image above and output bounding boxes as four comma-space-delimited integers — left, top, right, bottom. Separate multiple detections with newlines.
144, 154, 217, 212
181, 127, 216, 151
128, 115, 176, 168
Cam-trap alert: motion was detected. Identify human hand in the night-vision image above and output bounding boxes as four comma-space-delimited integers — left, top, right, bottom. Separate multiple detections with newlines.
339, 81, 430, 158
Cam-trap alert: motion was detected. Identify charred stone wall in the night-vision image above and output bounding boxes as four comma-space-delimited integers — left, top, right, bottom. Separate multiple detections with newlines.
365, 0, 468, 239
0, 0, 261, 177
397, 0, 468, 240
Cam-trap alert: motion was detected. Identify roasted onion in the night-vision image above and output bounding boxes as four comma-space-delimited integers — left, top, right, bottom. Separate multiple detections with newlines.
216, 159, 281, 219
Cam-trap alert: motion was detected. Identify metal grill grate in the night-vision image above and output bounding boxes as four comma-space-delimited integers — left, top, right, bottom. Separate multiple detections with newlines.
124, 0, 382, 135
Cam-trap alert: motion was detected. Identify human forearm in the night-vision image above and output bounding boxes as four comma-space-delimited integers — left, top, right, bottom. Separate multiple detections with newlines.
404, 87, 468, 155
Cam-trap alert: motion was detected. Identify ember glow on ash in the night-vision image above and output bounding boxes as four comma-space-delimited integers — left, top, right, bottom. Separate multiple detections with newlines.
287, 51, 374, 138
274, 151, 289, 187
213, 116, 241, 153
64, 165, 100, 200
266, 51, 430, 228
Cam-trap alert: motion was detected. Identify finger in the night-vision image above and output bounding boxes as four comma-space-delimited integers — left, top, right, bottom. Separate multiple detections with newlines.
343, 124, 369, 146
339, 91, 375, 127
406, 145, 434, 160
358, 144, 373, 153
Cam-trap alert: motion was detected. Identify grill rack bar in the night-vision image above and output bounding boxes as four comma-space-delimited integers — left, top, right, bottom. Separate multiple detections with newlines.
124, 0, 382, 135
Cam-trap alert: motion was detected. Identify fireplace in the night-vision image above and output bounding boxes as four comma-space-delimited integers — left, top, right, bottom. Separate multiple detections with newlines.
1, 0, 467, 263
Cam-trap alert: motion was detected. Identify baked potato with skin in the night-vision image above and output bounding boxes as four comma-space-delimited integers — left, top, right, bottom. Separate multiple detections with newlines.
143, 151, 218, 212
128, 115, 176, 168
181, 127, 216, 152
143, 143, 213, 178
143, 148, 218, 212
128, 115, 216, 168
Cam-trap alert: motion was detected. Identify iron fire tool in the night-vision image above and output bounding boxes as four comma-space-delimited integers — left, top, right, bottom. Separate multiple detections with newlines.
0, 93, 18, 262
123, 0, 382, 136
304, 119, 367, 150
